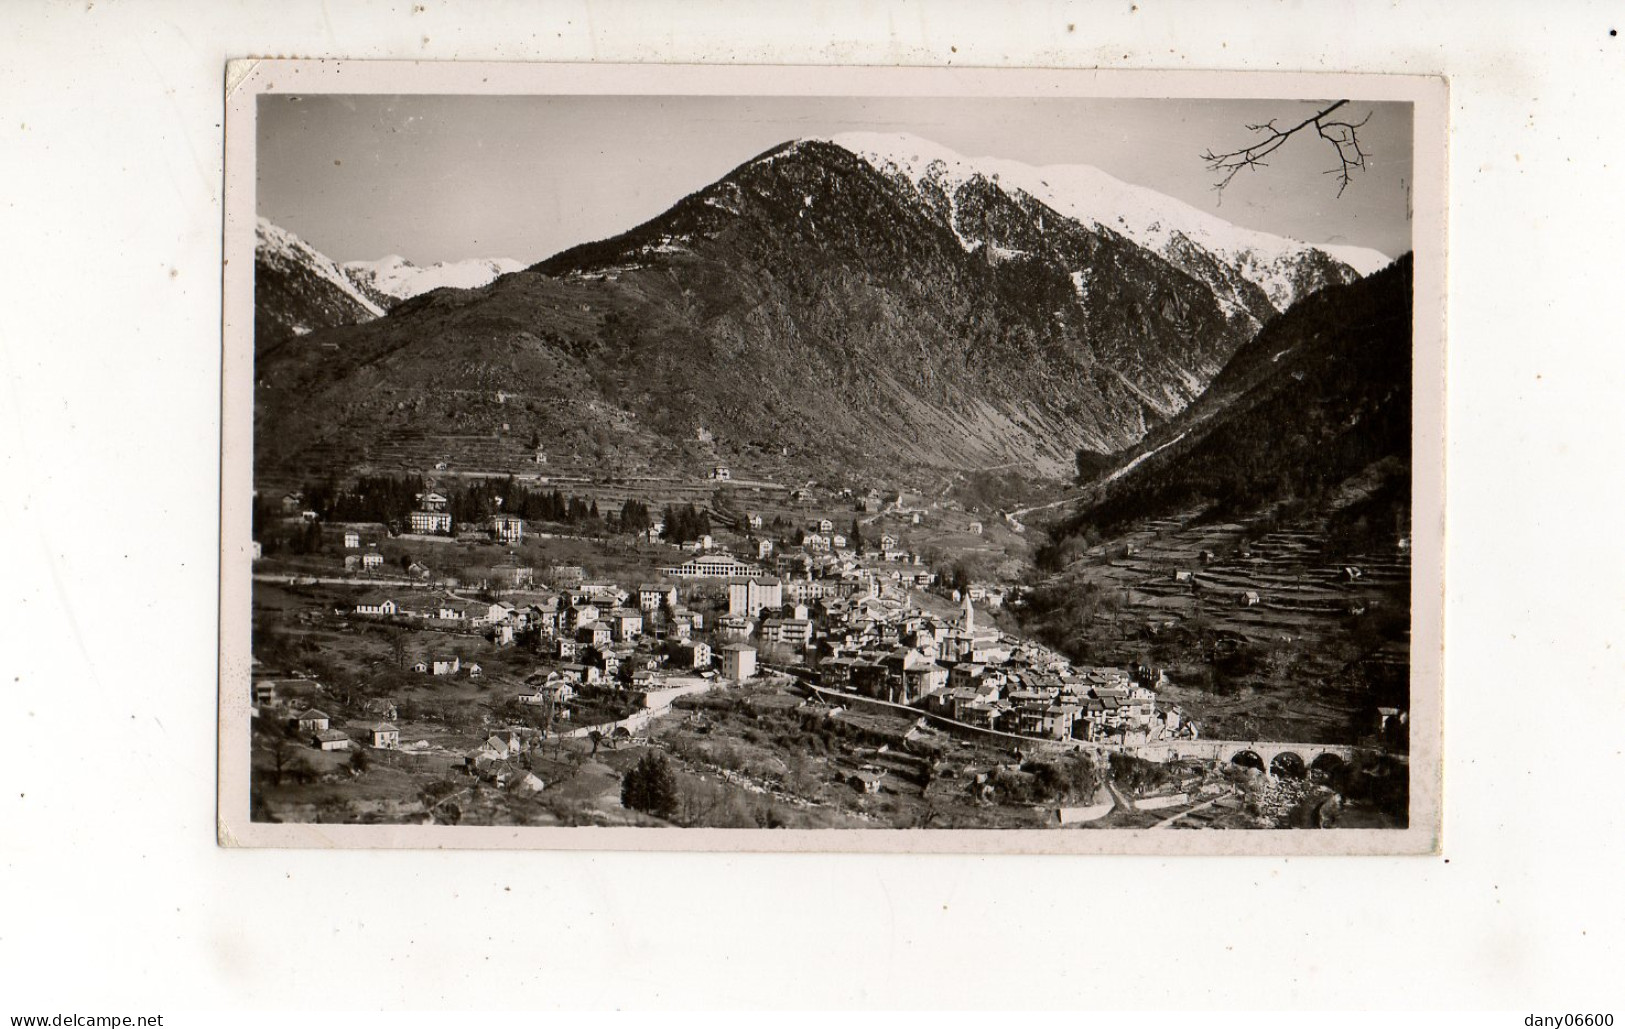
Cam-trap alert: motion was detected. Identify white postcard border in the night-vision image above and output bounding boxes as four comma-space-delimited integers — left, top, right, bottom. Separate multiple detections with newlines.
220, 59, 1447, 855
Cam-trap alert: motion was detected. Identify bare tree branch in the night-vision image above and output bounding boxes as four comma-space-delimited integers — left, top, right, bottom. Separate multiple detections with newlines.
1201, 99, 1372, 200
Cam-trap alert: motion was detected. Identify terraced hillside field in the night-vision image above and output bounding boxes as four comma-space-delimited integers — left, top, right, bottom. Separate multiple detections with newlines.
1021, 508, 1410, 744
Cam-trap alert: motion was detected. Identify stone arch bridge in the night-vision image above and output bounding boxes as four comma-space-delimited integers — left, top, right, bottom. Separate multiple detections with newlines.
1128, 739, 1375, 778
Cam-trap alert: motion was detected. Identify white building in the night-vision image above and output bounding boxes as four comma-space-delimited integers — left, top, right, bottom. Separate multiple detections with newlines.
410, 509, 452, 534
490, 513, 524, 543
719, 642, 757, 681
662, 554, 762, 579
728, 576, 783, 618
354, 595, 398, 617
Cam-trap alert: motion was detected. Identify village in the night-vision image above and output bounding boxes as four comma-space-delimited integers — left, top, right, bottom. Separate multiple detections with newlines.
246, 475, 1407, 830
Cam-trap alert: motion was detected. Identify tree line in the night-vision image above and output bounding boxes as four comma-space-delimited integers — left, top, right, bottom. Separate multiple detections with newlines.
257, 474, 710, 544
660, 503, 711, 544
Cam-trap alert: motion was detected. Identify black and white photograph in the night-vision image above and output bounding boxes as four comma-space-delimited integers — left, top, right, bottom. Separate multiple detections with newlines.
17, 0, 1625, 1017
221, 61, 1444, 851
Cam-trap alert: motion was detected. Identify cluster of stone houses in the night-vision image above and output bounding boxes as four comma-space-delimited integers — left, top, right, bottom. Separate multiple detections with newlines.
630, 546, 1173, 746
528, 583, 715, 688
255, 682, 401, 753
807, 594, 1183, 745
353, 575, 728, 701
463, 731, 547, 792
516, 673, 577, 711
255, 666, 547, 765
925, 663, 1176, 744
357, 580, 688, 635
652, 514, 942, 594
352, 592, 521, 628
409, 655, 481, 678
338, 526, 1077, 743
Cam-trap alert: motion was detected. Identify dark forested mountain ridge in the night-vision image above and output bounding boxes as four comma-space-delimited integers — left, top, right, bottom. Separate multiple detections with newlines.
252, 136, 1382, 487
1045, 252, 1413, 552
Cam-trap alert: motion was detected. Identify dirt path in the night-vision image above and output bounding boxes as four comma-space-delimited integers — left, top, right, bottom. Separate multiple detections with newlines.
1003, 434, 1189, 530
1003, 489, 1091, 532
1104, 781, 1135, 813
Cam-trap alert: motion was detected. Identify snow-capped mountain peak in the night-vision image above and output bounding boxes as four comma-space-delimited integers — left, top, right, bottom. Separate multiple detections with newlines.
342, 254, 525, 301
820, 131, 1392, 313
255, 217, 387, 319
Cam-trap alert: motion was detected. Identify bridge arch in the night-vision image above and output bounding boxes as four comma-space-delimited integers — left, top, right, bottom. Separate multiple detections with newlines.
1310, 752, 1347, 777
1269, 751, 1307, 779
1230, 749, 1266, 773
1122, 739, 1369, 778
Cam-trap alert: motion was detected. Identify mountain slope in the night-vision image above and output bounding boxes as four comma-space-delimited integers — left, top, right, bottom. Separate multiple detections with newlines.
1023, 256, 1413, 746
535, 137, 1260, 426
1048, 252, 1412, 539
254, 218, 386, 347
252, 136, 1384, 488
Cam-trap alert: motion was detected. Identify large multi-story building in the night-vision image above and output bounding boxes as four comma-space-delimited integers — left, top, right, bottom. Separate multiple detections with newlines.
490, 513, 524, 543
718, 642, 757, 681
410, 509, 453, 534
408, 493, 452, 535
637, 584, 679, 611
728, 576, 783, 617
662, 554, 763, 579
609, 608, 644, 641
759, 617, 814, 648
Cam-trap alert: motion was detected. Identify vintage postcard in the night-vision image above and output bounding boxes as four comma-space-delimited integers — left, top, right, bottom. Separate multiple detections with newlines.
219, 61, 1445, 853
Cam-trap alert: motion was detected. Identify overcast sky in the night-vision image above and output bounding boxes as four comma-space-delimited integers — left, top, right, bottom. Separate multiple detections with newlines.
258, 94, 1413, 266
